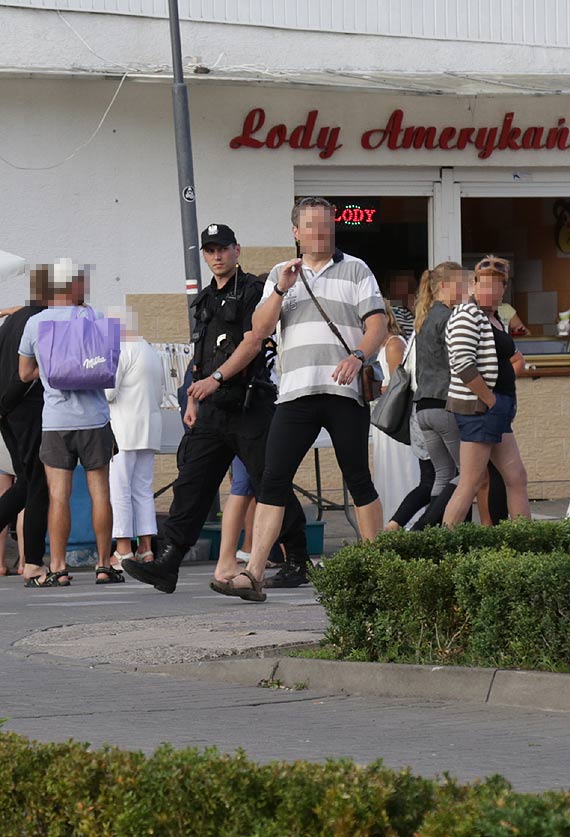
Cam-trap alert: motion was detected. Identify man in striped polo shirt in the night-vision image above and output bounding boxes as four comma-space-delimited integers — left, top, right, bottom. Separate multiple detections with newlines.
212, 196, 387, 601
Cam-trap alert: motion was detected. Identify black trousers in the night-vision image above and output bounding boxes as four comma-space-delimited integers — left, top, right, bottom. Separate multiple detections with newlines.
390, 459, 436, 527
0, 401, 48, 566
488, 461, 509, 524
163, 395, 308, 560
259, 395, 378, 508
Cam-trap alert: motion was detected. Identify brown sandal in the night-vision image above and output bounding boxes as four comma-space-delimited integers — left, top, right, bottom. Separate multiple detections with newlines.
211, 569, 266, 602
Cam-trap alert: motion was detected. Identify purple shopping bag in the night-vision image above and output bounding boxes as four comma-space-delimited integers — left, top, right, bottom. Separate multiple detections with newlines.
37, 306, 120, 390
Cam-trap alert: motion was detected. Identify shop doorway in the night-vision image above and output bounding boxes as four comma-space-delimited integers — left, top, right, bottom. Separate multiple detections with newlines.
324, 195, 428, 294
295, 165, 443, 291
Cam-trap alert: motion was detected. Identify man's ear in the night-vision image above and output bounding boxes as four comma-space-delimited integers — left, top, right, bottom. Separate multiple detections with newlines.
292, 225, 300, 241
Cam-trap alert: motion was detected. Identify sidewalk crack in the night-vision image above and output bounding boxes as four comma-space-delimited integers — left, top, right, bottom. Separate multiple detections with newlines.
485, 669, 498, 703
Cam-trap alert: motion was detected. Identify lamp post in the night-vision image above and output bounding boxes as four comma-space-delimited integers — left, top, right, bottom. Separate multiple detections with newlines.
167, 0, 202, 334
167, 1, 221, 520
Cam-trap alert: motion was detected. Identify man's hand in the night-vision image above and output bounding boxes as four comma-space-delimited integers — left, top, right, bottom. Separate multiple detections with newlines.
187, 376, 221, 402
332, 354, 363, 386
183, 397, 199, 429
277, 258, 303, 292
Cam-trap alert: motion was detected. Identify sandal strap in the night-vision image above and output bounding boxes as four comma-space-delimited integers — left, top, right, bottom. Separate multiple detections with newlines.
238, 569, 263, 593
113, 550, 134, 561
25, 575, 46, 587
96, 565, 123, 576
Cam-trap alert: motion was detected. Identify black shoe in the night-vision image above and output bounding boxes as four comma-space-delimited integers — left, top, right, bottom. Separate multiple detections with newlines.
264, 562, 310, 588
121, 543, 183, 594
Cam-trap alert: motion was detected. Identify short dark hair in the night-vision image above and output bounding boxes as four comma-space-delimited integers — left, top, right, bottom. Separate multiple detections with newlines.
291, 196, 334, 227
30, 264, 52, 304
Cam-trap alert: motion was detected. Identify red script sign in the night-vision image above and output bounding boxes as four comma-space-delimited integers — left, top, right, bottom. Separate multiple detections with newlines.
230, 108, 570, 160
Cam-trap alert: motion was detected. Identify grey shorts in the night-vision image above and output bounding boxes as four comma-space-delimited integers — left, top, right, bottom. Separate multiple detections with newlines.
40, 422, 116, 471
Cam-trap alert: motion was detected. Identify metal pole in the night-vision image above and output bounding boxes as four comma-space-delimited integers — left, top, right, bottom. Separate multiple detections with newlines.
167, 1, 220, 521
167, 0, 202, 336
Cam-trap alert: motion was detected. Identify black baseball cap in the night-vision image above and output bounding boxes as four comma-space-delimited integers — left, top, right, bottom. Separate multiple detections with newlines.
200, 223, 237, 248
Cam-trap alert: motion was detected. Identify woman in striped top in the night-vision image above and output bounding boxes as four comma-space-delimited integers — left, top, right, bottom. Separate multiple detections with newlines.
442, 256, 530, 527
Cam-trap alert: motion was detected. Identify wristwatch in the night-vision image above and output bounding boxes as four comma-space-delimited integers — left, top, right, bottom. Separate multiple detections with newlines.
351, 350, 365, 363
211, 370, 224, 384
274, 284, 286, 297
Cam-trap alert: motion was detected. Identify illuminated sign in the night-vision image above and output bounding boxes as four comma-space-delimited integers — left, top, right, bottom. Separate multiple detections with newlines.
335, 204, 377, 225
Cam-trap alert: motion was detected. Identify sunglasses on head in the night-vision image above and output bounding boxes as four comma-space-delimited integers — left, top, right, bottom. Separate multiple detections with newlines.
475, 259, 509, 275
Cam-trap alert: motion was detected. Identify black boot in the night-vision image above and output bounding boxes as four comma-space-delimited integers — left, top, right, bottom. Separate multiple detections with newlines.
264, 552, 310, 588
122, 543, 184, 594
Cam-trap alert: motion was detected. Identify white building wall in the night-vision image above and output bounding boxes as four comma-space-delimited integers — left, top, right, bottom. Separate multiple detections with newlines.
2, 6, 570, 77
3, 0, 570, 47
2, 76, 570, 305
1, 78, 182, 306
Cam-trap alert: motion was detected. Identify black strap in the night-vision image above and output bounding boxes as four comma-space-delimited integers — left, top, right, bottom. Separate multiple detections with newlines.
299, 267, 352, 355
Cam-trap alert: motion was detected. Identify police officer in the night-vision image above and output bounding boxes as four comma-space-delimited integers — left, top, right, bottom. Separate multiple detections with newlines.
122, 224, 309, 594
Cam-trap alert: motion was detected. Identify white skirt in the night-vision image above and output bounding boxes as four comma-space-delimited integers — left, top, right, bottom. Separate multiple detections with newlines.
371, 426, 421, 524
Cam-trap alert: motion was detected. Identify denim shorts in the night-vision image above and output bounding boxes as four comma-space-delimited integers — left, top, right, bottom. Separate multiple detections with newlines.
454, 393, 516, 444
230, 456, 255, 497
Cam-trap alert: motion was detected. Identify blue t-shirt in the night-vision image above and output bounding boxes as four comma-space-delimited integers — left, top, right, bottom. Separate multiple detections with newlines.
19, 306, 110, 431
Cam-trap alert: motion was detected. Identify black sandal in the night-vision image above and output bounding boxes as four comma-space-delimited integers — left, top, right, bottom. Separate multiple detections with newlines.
25, 570, 71, 588
95, 565, 125, 584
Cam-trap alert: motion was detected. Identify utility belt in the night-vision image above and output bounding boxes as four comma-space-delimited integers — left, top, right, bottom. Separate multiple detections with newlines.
208, 375, 277, 412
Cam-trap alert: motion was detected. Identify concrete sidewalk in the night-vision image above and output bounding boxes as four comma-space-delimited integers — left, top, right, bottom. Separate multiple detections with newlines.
2, 498, 570, 794
3, 562, 570, 793
16, 590, 570, 715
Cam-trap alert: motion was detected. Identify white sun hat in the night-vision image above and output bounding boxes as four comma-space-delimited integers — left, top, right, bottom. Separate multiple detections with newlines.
0, 249, 26, 282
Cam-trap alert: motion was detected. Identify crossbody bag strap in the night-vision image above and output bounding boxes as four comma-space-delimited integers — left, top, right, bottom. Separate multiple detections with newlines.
402, 331, 416, 366
299, 267, 352, 355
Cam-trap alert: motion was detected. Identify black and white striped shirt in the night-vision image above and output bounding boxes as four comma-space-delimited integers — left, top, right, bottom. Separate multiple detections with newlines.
445, 300, 498, 415
393, 306, 414, 340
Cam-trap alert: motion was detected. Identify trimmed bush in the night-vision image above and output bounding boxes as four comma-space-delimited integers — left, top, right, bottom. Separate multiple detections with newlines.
332, 518, 570, 566
0, 732, 435, 836
1, 732, 570, 836
311, 521, 570, 669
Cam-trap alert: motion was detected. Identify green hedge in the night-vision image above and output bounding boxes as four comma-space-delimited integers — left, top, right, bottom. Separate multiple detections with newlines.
337, 518, 570, 564
1, 732, 570, 836
311, 520, 570, 669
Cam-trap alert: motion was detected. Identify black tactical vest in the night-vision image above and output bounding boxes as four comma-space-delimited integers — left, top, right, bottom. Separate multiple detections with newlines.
191, 270, 273, 409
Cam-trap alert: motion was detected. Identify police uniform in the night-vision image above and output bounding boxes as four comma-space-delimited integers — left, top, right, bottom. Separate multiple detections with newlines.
122, 225, 308, 594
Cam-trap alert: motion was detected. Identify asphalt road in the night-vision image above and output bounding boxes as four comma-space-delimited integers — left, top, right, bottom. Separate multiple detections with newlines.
1, 563, 570, 793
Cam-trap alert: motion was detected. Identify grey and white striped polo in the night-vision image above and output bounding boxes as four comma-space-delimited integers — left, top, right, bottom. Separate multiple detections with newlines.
260, 251, 385, 405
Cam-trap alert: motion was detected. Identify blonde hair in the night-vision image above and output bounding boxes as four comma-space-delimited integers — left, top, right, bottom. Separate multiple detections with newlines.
384, 299, 401, 336
474, 254, 510, 276
414, 261, 464, 333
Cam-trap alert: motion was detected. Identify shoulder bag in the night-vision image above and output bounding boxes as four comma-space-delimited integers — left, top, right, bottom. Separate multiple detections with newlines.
370, 334, 416, 445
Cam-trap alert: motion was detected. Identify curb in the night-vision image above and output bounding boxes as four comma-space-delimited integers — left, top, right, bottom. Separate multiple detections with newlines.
136, 655, 570, 713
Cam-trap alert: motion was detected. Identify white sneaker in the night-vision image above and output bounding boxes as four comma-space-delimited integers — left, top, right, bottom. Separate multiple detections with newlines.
236, 549, 250, 564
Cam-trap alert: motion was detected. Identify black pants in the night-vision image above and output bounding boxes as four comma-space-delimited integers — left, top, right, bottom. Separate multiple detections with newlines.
488, 461, 508, 524
0, 401, 48, 567
259, 395, 378, 508
390, 459, 435, 527
163, 395, 308, 560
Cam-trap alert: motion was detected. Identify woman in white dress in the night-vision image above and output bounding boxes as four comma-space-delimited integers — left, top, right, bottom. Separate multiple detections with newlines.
371, 301, 420, 523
